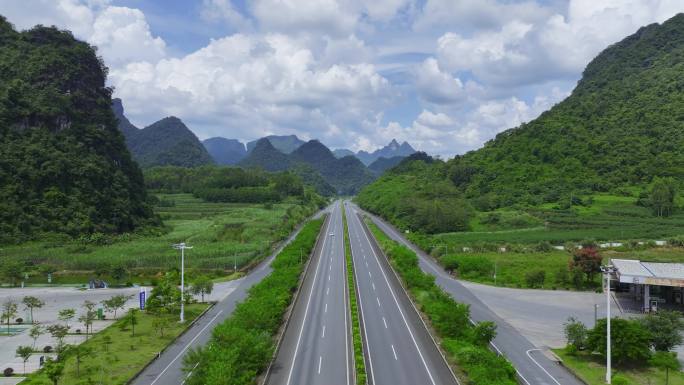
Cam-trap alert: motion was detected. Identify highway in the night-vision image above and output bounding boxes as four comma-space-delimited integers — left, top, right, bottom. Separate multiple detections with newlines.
266, 201, 352, 385
130, 207, 328, 385
356, 204, 584, 385
344, 202, 458, 385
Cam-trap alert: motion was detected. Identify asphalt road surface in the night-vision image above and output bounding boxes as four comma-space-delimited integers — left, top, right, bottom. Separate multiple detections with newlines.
345, 202, 459, 385
356, 204, 584, 385
130, 207, 328, 385
266, 201, 353, 385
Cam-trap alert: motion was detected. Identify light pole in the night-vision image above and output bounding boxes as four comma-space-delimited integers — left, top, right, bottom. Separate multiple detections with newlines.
173, 242, 193, 323
600, 264, 616, 384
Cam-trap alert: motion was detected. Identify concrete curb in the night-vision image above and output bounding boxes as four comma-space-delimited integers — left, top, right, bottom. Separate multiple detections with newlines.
260, 213, 330, 385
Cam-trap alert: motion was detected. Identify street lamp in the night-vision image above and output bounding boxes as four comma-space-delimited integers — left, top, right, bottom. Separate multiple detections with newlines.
173, 242, 193, 323
600, 264, 616, 384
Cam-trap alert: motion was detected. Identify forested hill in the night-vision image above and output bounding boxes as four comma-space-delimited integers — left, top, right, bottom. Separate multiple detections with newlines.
113, 99, 214, 168
0, 19, 156, 241
453, 13, 684, 206
357, 14, 684, 233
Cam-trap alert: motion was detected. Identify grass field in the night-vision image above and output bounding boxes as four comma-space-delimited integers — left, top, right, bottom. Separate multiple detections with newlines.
20, 303, 209, 385
2, 194, 319, 284
554, 349, 684, 385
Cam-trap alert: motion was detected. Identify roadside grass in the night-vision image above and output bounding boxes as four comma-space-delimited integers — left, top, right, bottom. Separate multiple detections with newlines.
343, 207, 367, 384
554, 349, 684, 385
21, 303, 209, 385
2, 194, 318, 283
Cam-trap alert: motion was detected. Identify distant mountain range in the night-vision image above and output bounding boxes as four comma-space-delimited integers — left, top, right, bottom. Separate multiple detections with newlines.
240, 139, 375, 195
113, 99, 417, 193
113, 99, 213, 168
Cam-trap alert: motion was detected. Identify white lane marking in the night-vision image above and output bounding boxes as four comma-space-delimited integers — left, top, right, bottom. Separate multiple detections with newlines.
383, 317, 388, 329
149, 310, 224, 385
372, 282, 376, 291
286, 212, 331, 385
391, 344, 398, 360
368, 271, 372, 278
181, 362, 200, 385
330, 264, 332, 271
345, 207, 376, 384
353, 213, 437, 385
325, 303, 328, 313
365, 260, 368, 267
526, 349, 561, 385
322, 325, 326, 339
376, 297, 381, 307
327, 287, 329, 295
318, 356, 322, 374
328, 274, 331, 281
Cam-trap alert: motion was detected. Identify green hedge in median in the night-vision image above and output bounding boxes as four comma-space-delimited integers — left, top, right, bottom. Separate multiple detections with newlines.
366, 220, 517, 385
184, 218, 324, 385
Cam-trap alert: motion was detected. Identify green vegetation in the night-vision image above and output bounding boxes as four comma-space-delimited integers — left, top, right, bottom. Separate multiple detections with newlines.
241, 138, 375, 195
0, 18, 156, 243
0, 194, 320, 280
343, 208, 367, 384
559, 311, 684, 385
183, 218, 324, 385
366, 220, 516, 385
21, 303, 209, 385
358, 14, 684, 241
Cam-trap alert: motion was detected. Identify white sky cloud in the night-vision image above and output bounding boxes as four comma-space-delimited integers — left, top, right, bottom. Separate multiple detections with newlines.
0, 0, 682, 156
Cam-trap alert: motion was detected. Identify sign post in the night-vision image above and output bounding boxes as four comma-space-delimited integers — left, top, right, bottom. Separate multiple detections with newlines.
139, 289, 146, 310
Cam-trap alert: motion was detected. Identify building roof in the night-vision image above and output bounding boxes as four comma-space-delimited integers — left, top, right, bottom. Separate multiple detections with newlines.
612, 258, 684, 287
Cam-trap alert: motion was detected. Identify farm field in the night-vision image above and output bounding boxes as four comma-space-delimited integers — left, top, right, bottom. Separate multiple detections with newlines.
1, 194, 319, 285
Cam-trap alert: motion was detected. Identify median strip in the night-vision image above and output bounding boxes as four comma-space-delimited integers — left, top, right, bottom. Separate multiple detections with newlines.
343, 207, 368, 385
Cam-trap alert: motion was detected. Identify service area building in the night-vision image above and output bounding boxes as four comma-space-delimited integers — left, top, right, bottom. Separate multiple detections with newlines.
612, 258, 684, 312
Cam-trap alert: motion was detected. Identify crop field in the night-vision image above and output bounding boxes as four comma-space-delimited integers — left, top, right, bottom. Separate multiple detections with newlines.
2, 194, 318, 282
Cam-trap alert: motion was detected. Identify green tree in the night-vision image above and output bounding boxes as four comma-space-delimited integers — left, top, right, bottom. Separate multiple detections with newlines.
1, 298, 18, 335
102, 294, 132, 319
650, 177, 677, 217
570, 266, 586, 289
570, 246, 602, 284
43, 358, 64, 385
22, 296, 45, 324
28, 324, 44, 349
563, 317, 588, 353
67, 344, 93, 377
146, 275, 181, 312
16, 345, 32, 375
122, 308, 139, 337
46, 324, 70, 357
640, 310, 684, 351
57, 308, 76, 328
650, 351, 681, 385
152, 315, 172, 338
101, 334, 113, 353
1, 262, 24, 286
111, 265, 128, 283
587, 318, 652, 364
190, 276, 214, 303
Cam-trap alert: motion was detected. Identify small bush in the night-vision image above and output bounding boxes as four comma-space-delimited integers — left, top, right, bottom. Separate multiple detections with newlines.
611, 374, 630, 385
75, 329, 81, 334
457, 255, 494, 279
15, 318, 23, 324
3, 367, 13, 377
525, 269, 546, 288
43, 346, 52, 353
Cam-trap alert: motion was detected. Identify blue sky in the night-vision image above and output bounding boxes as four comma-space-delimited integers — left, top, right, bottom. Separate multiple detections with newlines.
1, 0, 682, 156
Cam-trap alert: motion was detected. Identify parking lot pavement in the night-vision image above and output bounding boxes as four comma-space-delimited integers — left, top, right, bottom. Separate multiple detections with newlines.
0, 286, 141, 374
458, 281, 621, 348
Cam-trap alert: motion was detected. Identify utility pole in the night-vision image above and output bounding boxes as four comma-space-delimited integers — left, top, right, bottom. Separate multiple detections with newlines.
234, 249, 237, 272
173, 242, 193, 323
600, 264, 616, 384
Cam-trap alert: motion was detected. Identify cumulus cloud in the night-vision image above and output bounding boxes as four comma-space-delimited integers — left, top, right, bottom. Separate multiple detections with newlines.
200, 0, 252, 30
250, 0, 357, 37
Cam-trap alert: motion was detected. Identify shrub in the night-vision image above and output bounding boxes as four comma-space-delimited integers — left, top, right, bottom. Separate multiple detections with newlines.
587, 318, 651, 364
15, 318, 23, 324
525, 269, 546, 288
564, 317, 588, 351
457, 255, 494, 279
43, 345, 52, 353
611, 375, 630, 385
3, 367, 13, 377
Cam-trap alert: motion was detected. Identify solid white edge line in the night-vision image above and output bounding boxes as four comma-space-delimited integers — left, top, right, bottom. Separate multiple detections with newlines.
149, 310, 224, 385
526, 349, 561, 385
353, 210, 437, 385
285, 204, 332, 385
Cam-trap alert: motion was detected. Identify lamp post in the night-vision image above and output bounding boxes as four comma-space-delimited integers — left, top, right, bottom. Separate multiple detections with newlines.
173, 242, 193, 323
600, 264, 616, 384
